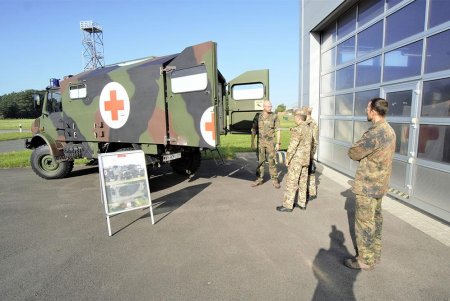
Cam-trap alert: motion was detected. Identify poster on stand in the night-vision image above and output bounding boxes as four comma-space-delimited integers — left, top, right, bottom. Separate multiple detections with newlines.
98, 150, 154, 236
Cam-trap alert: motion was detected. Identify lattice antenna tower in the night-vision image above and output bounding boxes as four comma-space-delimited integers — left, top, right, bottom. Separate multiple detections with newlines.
80, 21, 105, 71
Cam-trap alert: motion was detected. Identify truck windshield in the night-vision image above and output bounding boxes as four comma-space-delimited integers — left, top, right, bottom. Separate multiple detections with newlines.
47, 90, 62, 113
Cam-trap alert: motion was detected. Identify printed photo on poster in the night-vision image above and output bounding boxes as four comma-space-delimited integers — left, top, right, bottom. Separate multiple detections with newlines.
98, 150, 151, 215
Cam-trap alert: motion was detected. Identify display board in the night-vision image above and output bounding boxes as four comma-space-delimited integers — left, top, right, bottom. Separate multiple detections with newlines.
98, 150, 154, 236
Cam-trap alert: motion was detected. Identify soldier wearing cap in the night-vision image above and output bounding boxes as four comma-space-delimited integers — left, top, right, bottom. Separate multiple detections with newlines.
302, 106, 319, 199
250, 100, 281, 188
276, 108, 312, 212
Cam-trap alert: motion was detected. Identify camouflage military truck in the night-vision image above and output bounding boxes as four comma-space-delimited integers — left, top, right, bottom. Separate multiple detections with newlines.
26, 41, 269, 179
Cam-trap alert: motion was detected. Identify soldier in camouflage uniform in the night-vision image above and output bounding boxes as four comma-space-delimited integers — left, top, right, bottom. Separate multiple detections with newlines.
276, 109, 312, 212
344, 98, 396, 271
251, 100, 281, 188
303, 106, 319, 199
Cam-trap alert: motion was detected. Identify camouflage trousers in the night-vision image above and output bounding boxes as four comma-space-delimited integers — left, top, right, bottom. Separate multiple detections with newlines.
256, 144, 278, 182
355, 194, 383, 266
307, 173, 316, 196
283, 165, 308, 209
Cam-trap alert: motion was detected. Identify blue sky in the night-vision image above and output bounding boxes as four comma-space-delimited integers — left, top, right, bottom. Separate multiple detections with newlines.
0, 0, 299, 108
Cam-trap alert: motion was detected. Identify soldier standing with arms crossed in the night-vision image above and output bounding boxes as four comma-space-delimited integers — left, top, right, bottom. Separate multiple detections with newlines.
251, 100, 281, 188
344, 98, 396, 271
303, 106, 319, 199
276, 109, 312, 212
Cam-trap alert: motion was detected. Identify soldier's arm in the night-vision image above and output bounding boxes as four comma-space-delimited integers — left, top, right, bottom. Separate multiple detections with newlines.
251, 113, 259, 147
275, 115, 281, 150
348, 130, 376, 161
286, 131, 300, 165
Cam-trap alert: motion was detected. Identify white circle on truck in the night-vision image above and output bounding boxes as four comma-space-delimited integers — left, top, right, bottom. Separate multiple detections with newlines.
200, 106, 216, 147
99, 82, 130, 129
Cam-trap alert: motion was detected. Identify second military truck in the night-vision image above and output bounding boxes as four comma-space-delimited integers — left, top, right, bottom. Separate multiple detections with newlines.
26, 41, 269, 179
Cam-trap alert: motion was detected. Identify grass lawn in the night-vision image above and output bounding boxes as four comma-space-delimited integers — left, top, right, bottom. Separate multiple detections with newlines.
0, 119, 33, 130
0, 116, 295, 168
0, 132, 32, 141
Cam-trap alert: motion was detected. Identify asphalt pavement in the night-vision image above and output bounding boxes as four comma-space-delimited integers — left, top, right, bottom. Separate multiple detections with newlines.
0, 155, 449, 300
0, 138, 27, 152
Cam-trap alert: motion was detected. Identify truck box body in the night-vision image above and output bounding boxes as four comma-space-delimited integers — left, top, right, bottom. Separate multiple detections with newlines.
27, 41, 269, 179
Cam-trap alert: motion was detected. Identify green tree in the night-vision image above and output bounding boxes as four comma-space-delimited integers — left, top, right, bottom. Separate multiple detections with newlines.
275, 104, 286, 113
0, 90, 41, 118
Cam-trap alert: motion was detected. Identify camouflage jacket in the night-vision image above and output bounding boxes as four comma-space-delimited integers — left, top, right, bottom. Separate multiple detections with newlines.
252, 112, 280, 144
286, 123, 312, 167
306, 117, 319, 157
348, 120, 396, 198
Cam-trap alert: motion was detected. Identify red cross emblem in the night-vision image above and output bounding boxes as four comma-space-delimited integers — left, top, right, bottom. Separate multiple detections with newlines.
204, 112, 216, 141
104, 90, 124, 121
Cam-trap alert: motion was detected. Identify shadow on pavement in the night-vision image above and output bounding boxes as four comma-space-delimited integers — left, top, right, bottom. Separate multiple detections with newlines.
110, 182, 211, 235
312, 225, 360, 301
341, 187, 357, 255
152, 182, 211, 224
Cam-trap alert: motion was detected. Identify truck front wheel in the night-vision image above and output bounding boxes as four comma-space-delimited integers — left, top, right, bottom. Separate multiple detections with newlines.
31, 145, 74, 179
170, 149, 201, 175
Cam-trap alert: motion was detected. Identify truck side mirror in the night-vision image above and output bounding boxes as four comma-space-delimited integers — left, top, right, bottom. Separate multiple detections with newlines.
32, 94, 41, 109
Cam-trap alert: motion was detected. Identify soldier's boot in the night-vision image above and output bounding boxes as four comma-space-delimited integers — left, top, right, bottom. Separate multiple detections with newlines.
272, 180, 281, 189
295, 203, 306, 210
251, 179, 263, 187
344, 257, 374, 271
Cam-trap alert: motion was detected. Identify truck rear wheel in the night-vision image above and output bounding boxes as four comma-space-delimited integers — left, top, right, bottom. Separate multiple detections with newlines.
170, 149, 201, 175
31, 145, 74, 179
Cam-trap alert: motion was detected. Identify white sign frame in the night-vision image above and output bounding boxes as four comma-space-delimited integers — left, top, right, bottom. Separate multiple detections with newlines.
98, 150, 154, 236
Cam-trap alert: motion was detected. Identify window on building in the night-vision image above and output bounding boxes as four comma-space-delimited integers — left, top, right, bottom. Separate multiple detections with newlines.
425, 30, 450, 74
417, 125, 450, 164
337, 6, 356, 40
336, 65, 354, 90
383, 40, 423, 82
386, 90, 412, 117
322, 23, 336, 49
356, 55, 381, 87
322, 47, 335, 72
355, 89, 380, 116
321, 72, 335, 93
353, 120, 371, 142
386, 0, 403, 9
385, 0, 426, 46
335, 120, 353, 142
358, 0, 384, 28
337, 37, 355, 65
428, 0, 450, 29
320, 96, 335, 116
421, 77, 450, 117
320, 119, 334, 138
357, 21, 383, 57
335, 93, 353, 115
390, 122, 409, 155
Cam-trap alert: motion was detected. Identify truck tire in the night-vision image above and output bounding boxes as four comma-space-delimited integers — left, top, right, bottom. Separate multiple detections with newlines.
170, 149, 201, 175
31, 145, 74, 179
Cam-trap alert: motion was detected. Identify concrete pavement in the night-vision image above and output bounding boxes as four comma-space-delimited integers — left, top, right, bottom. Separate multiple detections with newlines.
0, 155, 449, 300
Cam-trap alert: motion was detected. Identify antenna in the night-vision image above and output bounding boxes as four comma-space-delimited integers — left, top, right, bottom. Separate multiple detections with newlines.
80, 21, 105, 71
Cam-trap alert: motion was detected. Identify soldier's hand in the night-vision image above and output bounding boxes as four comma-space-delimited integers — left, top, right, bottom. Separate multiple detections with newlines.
275, 143, 280, 151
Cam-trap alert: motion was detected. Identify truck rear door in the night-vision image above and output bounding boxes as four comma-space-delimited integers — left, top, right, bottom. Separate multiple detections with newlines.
165, 41, 219, 148
226, 69, 269, 134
